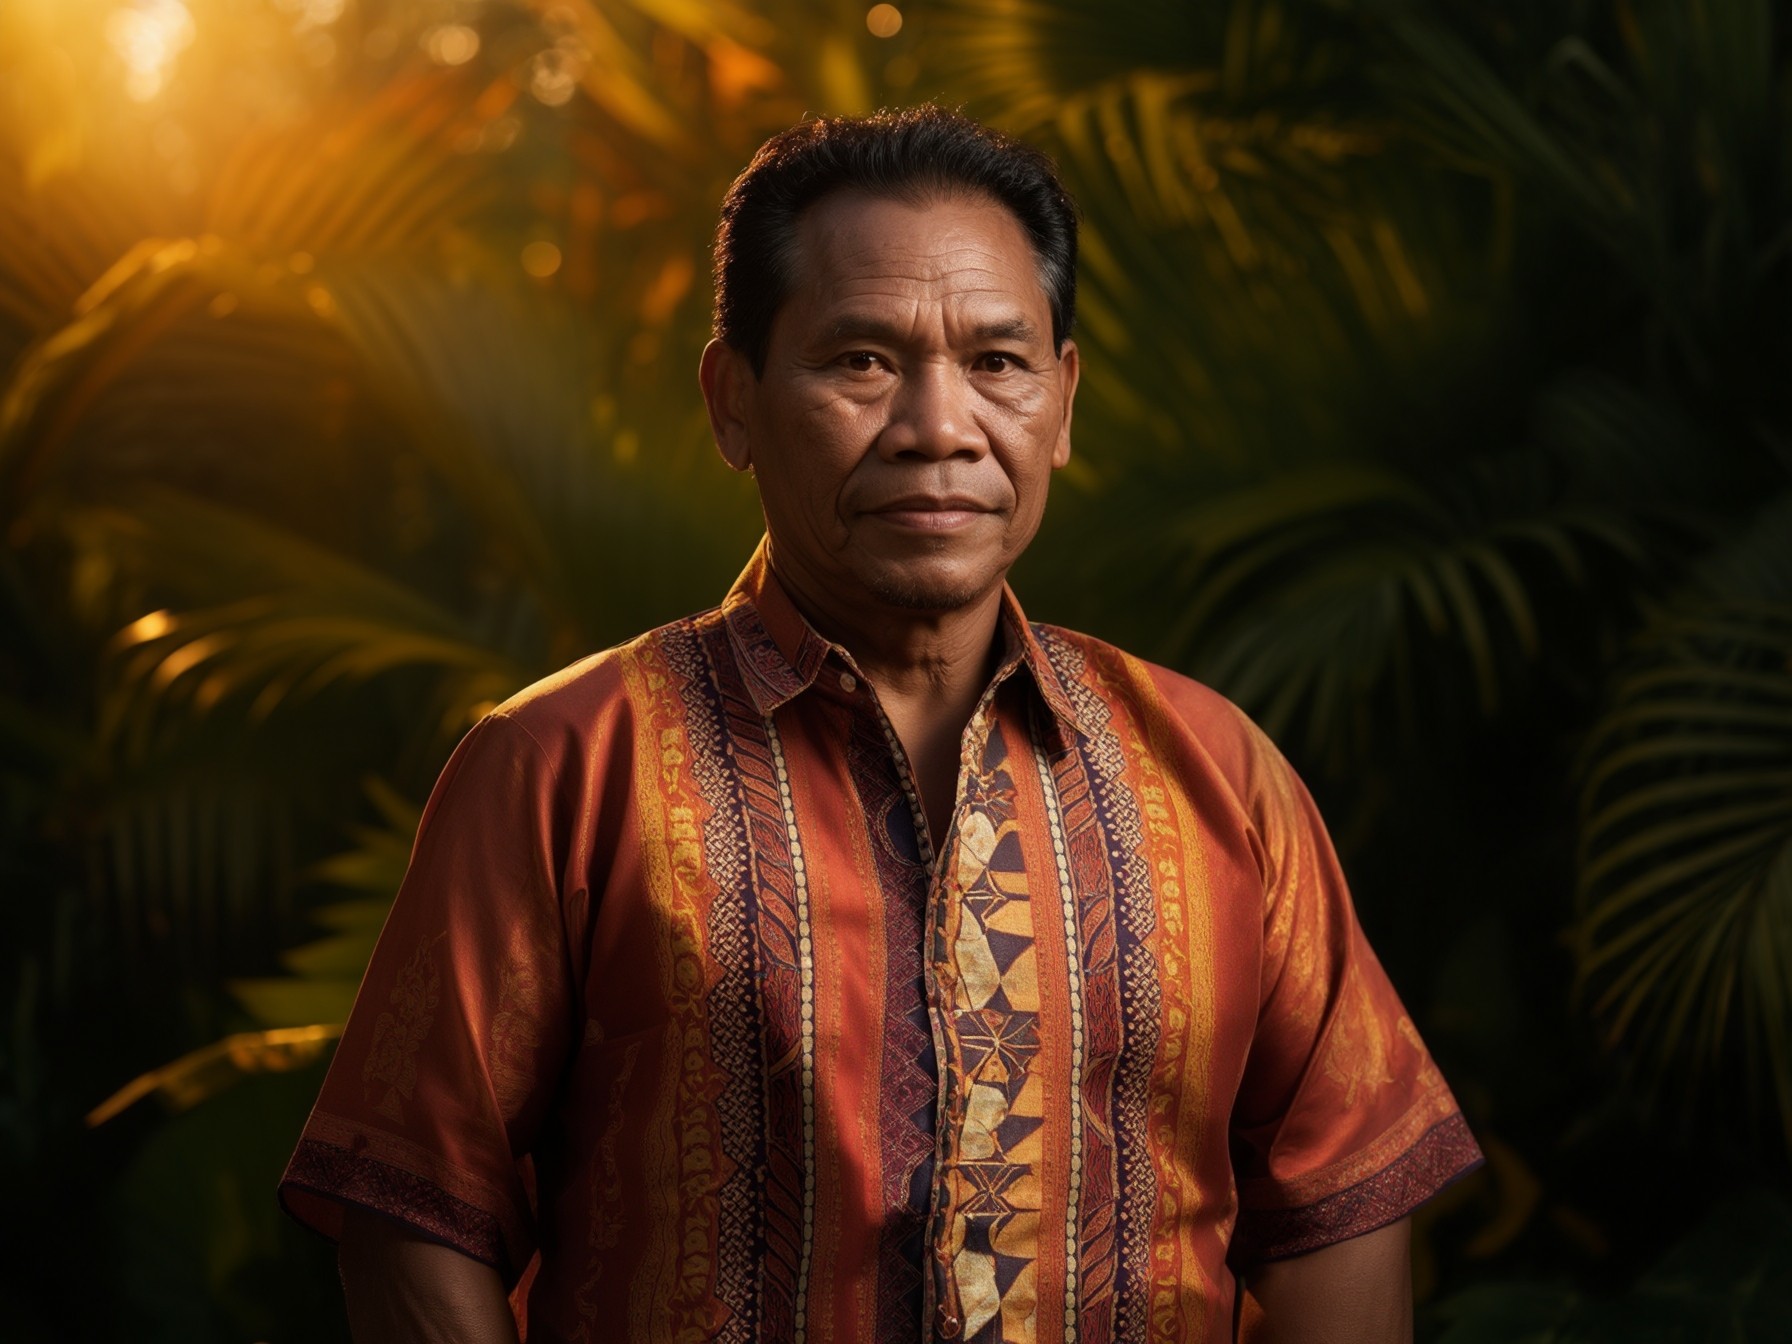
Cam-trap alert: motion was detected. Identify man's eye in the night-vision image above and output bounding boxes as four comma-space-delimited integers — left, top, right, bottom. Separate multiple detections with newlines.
841, 352, 881, 372
979, 352, 1023, 373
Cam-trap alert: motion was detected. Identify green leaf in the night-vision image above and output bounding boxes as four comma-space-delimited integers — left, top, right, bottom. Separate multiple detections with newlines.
1575, 582, 1792, 1148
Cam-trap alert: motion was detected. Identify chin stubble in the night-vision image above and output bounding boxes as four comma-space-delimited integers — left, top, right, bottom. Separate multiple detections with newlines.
861, 563, 989, 612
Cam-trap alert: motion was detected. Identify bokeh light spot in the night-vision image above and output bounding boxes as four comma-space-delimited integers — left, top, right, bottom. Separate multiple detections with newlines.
106, 0, 197, 103
866, 4, 903, 38
528, 49, 581, 106
423, 24, 480, 67
274, 0, 346, 27
521, 240, 563, 279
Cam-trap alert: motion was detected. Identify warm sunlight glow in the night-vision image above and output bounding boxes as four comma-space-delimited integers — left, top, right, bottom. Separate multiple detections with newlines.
274, 0, 346, 28
423, 23, 480, 67
105, 0, 196, 102
118, 609, 175, 645
866, 4, 903, 38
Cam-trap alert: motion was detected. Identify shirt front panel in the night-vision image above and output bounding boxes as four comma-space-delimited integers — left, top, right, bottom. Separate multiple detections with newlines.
592, 595, 973, 1344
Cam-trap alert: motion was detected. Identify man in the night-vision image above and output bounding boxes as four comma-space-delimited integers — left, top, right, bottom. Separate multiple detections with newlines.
280, 106, 1482, 1344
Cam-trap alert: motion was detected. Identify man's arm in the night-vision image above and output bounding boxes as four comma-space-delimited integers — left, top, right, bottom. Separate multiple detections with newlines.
337, 1206, 520, 1344
1240, 1217, 1413, 1344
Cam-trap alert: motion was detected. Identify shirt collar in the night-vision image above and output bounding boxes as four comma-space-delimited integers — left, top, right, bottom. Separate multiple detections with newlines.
720, 538, 1092, 749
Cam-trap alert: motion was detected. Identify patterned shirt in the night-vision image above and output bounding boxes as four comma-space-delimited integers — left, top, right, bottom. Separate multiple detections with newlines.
280, 542, 1481, 1344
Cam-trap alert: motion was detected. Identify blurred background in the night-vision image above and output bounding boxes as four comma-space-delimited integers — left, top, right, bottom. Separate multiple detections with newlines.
3, 0, 1790, 1338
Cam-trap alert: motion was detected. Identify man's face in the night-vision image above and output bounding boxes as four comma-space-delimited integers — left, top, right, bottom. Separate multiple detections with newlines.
703, 190, 1079, 616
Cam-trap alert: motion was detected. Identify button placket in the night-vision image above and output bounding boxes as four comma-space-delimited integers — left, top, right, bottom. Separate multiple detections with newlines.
855, 663, 1021, 1341
925, 688, 1016, 1343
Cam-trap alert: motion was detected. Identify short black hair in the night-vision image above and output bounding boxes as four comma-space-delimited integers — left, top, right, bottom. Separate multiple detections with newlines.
712, 105, 1078, 375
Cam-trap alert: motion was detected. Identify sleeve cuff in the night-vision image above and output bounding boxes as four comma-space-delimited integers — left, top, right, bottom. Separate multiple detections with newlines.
1231, 1111, 1484, 1262
278, 1136, 518, 1281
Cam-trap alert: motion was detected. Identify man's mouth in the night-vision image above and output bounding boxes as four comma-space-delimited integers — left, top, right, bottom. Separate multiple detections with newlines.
865, 496, 994, 530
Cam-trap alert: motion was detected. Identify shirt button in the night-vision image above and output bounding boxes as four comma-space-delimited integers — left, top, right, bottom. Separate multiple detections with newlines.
838, 672, 857, 693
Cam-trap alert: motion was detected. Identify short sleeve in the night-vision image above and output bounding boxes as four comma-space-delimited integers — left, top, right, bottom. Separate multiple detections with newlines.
278, 712, 576, 1284
1228, 723, 1482, 1262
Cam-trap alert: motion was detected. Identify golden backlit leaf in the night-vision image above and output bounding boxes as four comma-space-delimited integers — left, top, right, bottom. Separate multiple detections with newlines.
86, 1024, 343, 1128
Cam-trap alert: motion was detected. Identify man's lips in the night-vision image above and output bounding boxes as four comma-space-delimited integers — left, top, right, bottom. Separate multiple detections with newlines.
864, 496, 996, 529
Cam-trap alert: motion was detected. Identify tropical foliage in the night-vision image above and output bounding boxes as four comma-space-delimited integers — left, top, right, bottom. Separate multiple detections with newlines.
2, 0, 1787, 1338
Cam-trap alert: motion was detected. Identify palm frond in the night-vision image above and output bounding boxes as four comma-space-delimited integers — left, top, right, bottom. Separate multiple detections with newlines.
228, 792, 419, 1031
0, 234, 344, 518
1380, 0, 1790, 398
927, 0, 1478, 476
1574, 498, 1792, 1149
1107, 442, 1678, 773
89, 777, 425, 1125
201, 70, 500, 253
91, 488, 525, 741
85, 1024, 342, 1126
325, 256, 756, 647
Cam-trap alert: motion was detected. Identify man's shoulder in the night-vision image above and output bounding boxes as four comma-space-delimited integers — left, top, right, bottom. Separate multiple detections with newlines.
485, 607, 726, 753
1029, 621, 1280, 789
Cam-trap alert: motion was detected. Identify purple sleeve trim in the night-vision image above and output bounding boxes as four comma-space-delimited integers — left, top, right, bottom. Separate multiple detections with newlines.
1231, 1111, 1485, 1263
278, 1137, 513, 1277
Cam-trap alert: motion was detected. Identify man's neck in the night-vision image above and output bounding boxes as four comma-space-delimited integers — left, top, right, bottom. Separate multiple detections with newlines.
766, 555, 1007, 709
766, 548, 1009, 845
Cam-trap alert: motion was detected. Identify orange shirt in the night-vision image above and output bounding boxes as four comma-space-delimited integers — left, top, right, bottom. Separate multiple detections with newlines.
281, 543, 1480, 1343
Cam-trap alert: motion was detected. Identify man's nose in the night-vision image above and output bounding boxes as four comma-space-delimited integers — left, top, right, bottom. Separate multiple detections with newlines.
878, 360, 987, 460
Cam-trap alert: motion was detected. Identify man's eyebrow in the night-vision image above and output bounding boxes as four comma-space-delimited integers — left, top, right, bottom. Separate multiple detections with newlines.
826, 315, 909, 344
972, 316, 1040, 343
822, 314, 1043, 344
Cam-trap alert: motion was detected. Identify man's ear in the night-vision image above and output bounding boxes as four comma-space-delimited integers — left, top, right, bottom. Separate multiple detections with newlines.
699, 339, 756, 473
1051, 339, 1080, 470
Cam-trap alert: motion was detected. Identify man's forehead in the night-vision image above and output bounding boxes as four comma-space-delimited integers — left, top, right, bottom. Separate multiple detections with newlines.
784, 190, 1051, 310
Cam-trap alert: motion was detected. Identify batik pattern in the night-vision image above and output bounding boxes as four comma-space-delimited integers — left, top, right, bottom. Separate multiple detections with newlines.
1040, 632, 1171, 1344
622, 634, 733, 1344
701, 616, 816, 1343
843, 707, 939, 1336
672, 616, 767, 1344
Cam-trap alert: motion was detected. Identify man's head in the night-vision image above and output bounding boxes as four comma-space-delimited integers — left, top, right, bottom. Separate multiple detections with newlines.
700, 107, 1082, 620
712, 105, 1078, 377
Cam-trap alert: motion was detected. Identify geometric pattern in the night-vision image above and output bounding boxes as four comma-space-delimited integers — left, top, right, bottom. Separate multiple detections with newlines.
1040, 629, 1166, 1344
668, 619, 767, 1344
936, 718, 1048, 1343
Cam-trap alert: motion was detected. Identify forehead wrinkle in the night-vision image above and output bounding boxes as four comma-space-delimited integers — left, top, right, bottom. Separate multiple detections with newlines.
780, 196, 1057, 351
821, 298, 1042, 347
